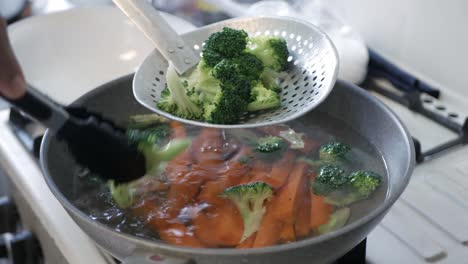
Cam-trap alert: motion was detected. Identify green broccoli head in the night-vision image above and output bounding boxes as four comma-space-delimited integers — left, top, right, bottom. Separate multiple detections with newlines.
255, 136, 286, 153
247, 82, 281, 112
127, 114, 168, 129
212, 53, 263, 83
203, 82, 249, 124
222, 182, 273, 242
187, 60, 222, 104
232, 53, 264, 81
126, 124, 170, 146
138, 138, 192, 174
312, 165, 348, 196
110, 129, 192, 209
201, 49, 224, 68
260, 68, 282, 93
319, 142, 351, 163
349, 170, 382, 198
246, 35, 289, 71
157, 64, 203, 120
202, 27, 248, 67
319, 170, 382, 207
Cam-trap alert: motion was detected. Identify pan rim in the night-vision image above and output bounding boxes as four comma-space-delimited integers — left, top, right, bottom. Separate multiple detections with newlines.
40, 73, 415, 257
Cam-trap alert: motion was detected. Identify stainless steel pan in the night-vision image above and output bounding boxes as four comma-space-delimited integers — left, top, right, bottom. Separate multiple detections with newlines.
40, 74, 415, 264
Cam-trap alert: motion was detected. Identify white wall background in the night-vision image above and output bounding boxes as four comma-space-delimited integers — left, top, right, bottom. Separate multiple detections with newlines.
328, 0, 468, 97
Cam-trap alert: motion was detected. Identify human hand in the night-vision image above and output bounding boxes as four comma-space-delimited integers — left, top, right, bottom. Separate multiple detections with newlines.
0, 18, 25, 99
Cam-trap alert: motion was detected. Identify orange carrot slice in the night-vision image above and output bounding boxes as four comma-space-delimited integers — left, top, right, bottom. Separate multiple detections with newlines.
274, 162, 308, 223
253, 196, 284, 248
294, 175, 311, 238
267, 151, 296, 189
310, 193, 333, 230
193, 200, 244, 247
279, 224, 296, 243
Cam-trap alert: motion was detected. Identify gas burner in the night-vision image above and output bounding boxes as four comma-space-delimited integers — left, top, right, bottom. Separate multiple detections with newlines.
0, 197, 43, 264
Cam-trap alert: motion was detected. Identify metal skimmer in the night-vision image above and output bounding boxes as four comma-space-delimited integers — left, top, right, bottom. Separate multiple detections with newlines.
114, 0, 339, 128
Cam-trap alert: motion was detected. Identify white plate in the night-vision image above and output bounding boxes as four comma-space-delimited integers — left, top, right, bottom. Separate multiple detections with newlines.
8, 6, 195, 104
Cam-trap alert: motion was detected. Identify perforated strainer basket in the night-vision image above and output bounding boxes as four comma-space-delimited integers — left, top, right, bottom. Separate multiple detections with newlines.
116, 0, 339, 128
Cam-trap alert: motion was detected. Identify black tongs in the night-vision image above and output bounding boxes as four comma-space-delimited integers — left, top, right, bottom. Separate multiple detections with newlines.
2, 86, 146, 183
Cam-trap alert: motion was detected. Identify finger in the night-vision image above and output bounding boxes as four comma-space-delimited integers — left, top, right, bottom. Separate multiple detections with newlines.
0, 18, 26, 99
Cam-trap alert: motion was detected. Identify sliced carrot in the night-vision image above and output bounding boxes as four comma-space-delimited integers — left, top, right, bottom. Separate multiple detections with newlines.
274, 162, 308, 223
267, 151, 296, 189
279, 224, 296, 243
132, 197, 172, 232
246, 160, 271, 184
253, 196, 283, 248
198, 180, 228, 206
310, 193, 333, 230
165, 171, 204, 220
193, 200, 244, 247
237, 233, 256, 249
158, 223, 206, 248
294, 175, 311, 238
190, 128, 225, 167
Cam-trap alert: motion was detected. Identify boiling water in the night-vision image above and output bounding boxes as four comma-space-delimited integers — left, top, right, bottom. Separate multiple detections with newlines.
72, 113, 388, 244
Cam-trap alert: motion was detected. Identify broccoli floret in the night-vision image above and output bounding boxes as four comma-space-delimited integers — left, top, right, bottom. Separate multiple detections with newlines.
157, 63, 203, 120
260, 68, 283, 93
255, 136, 285, 153
201, 49, 224, 68
319, 142, 351, 163
202, 27, 248, 67
239, 155, 254, 164
349, 170, 382, 198
321, 170, 382, 207
139, 138, 191, 174
127, 114, 168, 129
232, 53, 264, 81
159, 27, 290, 124
212, 53, 264, 83
247, 82, 280, 112
110, 138, 191, 208
317, 207, 351, 234
126, 124, 170, 145
222, 182, 273, 242
203, 82, 249, 124
211, 58, 239, 84
246, 35, 289, 71
186, 60, 221, 104
312, 165, 348, 196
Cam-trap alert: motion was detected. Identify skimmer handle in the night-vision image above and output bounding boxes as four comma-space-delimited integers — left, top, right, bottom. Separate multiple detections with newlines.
113, 0, 199, 74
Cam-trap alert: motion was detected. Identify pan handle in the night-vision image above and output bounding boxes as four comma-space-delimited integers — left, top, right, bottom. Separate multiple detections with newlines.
122, 249, 193, 264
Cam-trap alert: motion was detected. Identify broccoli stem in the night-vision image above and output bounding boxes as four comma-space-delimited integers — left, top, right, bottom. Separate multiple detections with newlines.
166, 63, 203, 118
139, 138, 191, 172
317, 207, 351, 234
128, 114, 168, 129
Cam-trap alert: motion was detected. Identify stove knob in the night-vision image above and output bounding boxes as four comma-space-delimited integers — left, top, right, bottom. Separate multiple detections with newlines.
0, 230, 43, 264
0, 197, 19, 234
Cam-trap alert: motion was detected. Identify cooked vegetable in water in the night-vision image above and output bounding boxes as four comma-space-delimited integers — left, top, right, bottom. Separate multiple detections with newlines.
72, 113, 387, 248
157, 27, 289, 124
